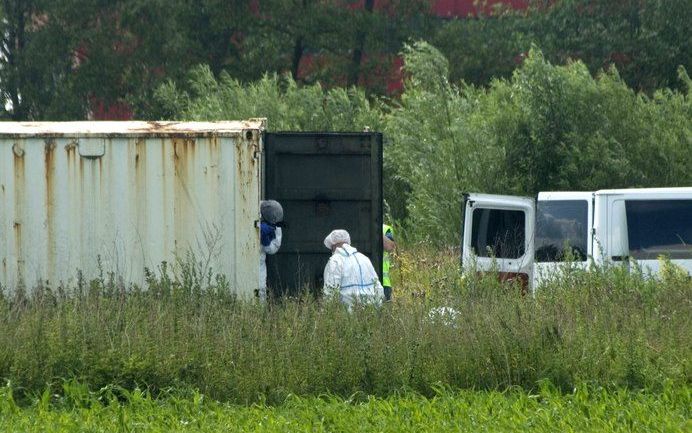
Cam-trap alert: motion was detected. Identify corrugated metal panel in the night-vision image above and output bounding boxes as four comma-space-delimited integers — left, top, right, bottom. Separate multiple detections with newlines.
0, 121, 264, 294
264, 132, 383, 296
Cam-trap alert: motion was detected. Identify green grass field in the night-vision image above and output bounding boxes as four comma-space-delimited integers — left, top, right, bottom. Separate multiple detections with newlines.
0, 249, 690, 431
1, 384, 689, 432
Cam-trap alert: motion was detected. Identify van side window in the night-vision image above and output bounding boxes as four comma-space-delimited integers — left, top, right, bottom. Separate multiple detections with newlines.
471, 208, 525, 258
535, 200, 588, 262
626, 200, 692, 260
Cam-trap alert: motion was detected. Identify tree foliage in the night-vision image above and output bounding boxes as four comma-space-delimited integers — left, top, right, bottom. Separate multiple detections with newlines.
1, 0, 690, 120
385, 43, 692, 244
159, 42, 691, 244
0, 0, 92, 119
436, 0, 692, 93
0, 0, 429, 119
154, 65, 382, 132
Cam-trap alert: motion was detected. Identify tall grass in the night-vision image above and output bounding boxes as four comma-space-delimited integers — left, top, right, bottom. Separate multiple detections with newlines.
0, 249, 689, 404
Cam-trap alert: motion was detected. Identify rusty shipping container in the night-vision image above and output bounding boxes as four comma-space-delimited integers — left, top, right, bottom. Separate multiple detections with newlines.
0, 120, 264, 294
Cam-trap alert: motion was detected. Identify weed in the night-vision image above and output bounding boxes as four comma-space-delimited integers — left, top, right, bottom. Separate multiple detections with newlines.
0, 247, 689, 405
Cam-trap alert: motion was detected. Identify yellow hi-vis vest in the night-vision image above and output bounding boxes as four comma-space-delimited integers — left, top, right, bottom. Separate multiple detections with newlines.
383, 224, 393, 287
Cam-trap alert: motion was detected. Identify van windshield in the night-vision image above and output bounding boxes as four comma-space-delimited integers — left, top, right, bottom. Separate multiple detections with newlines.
626, 199, 692, 260
535, 200, 588, 262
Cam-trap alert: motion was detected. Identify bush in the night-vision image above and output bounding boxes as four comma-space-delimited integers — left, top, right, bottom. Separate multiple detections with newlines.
153, 66, 383, 132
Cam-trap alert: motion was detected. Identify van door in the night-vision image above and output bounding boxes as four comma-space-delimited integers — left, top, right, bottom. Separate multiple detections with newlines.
534, 192, 593, 285
263, 132, 383, 297
462, 194, 535, 291
599, 190, 692, 275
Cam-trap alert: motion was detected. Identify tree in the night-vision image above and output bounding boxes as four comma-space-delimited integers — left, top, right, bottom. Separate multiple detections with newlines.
0, 0, 33, 119
348, 0, 431, 88
433, 12, 529, 86
384, 43, 691, 244
0, 0, 259, 120
434, 0, 691, 94
238, 0, 430, 93
0, 0, 90, 119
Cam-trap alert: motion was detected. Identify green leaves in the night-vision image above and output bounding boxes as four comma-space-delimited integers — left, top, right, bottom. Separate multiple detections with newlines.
0, 251, 690, 405
385, 44, 691, 244
1, 0, 689, 122
159, 41, 690, 246
0, 384, 690, 432
154, 65, 382, 132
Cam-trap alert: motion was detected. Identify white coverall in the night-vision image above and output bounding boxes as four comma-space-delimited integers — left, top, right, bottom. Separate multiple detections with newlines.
259, 227, 282, 302
323, 243, 384, 308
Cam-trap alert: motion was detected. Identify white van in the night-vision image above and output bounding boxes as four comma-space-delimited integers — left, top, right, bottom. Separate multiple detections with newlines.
461, 188, 692, 290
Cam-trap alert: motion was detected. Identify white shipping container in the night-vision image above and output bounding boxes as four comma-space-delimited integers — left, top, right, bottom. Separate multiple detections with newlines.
0, 120, 264, 295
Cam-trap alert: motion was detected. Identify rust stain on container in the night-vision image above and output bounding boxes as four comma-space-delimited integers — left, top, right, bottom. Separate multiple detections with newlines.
135, 137, 147, 239
135, 138, 146, 180
13, 218, 22, 283
173, 137, 181, 163
173, 138, 184, 251
172, 137, 195, 210
44, 139, 56, 210
173, 138, 196, 179
161, 138, 167, 178
98, 149, 104, 197
135, 138, 144, 167
45, 139, 57, 273
65, 140, 77, 171
13, 143, 24, 169
236, 129, 259, 193
13, 143, 25, 271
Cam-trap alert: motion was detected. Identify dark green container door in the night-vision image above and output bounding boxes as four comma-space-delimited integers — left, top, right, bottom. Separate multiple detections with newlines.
264, 132, 383, 296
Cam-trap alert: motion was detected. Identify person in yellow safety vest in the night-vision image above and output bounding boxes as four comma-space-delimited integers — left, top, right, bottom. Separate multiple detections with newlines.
382, 224, 396, 301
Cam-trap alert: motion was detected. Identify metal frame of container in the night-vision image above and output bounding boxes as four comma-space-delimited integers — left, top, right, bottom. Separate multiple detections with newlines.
0, 120, 264, 295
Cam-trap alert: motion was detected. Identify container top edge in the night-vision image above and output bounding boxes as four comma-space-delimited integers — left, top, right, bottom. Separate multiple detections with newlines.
0, 120, 266, 137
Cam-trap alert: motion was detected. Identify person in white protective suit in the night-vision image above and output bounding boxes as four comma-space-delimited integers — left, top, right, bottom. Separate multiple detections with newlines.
259, 200, 283, 302
322, 229, 384, 309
